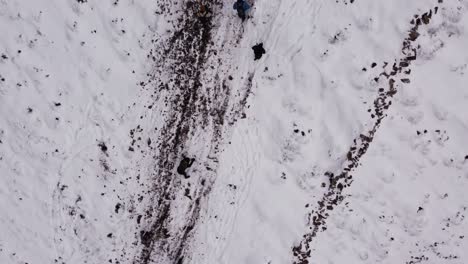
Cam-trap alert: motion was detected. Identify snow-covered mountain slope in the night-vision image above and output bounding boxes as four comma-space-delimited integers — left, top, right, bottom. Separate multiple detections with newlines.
0, 0, 161, 263
1, 0, 468, 264
191, 0, 468, 263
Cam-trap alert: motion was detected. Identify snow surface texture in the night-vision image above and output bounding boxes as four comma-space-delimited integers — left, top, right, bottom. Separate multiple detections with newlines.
1, 0, 468, 264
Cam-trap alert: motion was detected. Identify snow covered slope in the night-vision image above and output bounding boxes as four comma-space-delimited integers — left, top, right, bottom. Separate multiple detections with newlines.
0, 0, 160, 263
192, 0, 468, 263
1, 0, 468, 264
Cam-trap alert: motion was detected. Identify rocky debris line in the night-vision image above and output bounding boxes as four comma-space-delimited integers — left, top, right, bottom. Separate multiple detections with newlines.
336, 0, 356, 5
292, 6, 441, 264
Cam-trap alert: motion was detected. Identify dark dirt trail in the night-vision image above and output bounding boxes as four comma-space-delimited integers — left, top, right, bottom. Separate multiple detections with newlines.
292, 5, 441, 264
131, 1, 251, 263
136, 2, 218, 262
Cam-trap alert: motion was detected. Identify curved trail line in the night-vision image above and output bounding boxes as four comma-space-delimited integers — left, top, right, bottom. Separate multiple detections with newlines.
292, 5, 442, 264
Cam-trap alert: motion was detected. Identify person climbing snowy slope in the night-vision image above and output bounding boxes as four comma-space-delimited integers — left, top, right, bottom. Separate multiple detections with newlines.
233, 0, 251, 21
195, 0, 211, 18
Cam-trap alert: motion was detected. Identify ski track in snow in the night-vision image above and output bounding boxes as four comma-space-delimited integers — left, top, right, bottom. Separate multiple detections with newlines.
1, 0, 468, 264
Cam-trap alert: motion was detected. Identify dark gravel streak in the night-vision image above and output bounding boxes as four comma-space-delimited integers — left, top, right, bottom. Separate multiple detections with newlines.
132, 1, 250, 264
134, 1, 221, 263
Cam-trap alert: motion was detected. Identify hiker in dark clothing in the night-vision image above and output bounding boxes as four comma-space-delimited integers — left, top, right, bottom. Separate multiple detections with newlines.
193, 0, 211, 19
233, 0, 251, 21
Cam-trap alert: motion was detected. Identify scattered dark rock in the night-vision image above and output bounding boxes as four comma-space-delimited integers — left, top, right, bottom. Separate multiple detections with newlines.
137, 215, 142, 224
115, 203, 122, 213
409, 29, 420, 41
329, 32, 343, 44
98, 142, 108, 153
140, 230, 155, 247
184, 188, 192, 199
421, 11, 432, 24
100, 159, 110, 172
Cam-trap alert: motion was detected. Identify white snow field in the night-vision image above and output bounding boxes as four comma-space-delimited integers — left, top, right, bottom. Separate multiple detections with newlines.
1, 0, 468, 264
0, 0, 162, 263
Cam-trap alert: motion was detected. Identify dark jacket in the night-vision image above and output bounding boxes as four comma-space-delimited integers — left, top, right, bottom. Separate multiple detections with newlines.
233, 0, 251, 11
